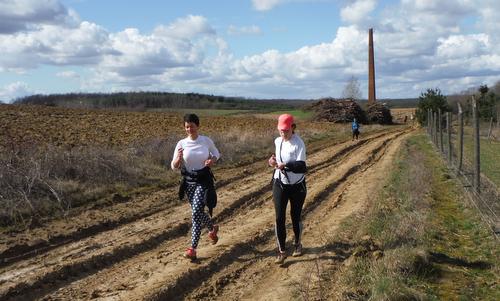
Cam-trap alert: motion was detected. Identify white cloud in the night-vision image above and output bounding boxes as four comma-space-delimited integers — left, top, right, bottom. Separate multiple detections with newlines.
252, 0, 284, 11
79, 15, 224, 91
340, 0, 377, 24
437, 34, 490, 59
0, 82, 33, 102
0, 0, 74, 34
0, 13, 217, 77
399, 0, 474, 28
0, 21, 113, 71
56, 70, 80, 79
1, 0, 499, 99
227, 25, 262, 36
153, 15, 215, 39
476, 0, 500, 45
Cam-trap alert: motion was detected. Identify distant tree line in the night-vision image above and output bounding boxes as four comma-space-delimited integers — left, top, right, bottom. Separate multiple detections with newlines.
447, 81, 500, 122
416, 80, 500, 124
14, 92, 307, 111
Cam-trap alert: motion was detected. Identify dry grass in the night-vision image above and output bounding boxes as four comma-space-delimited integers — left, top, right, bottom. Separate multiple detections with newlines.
332, 135, 434, 300
331, 133, 499, 300
0, 123, 355, 229
0, 138, 179, 228
0, 104, 394, 230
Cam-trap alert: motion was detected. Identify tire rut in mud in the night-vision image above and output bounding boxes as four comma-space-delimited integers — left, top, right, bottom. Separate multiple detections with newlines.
1, 129, 398, 268
182, 130, 412, 301
146, 130, 410, 301
0, 129, 405, 301
0, 160, 272, 267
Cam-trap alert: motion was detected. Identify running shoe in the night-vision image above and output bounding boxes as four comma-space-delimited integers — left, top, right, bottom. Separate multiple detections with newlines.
184, 247, 197, 260
292, 243, 303, 257
274, 251, 287, 264
208, 225, 219, 245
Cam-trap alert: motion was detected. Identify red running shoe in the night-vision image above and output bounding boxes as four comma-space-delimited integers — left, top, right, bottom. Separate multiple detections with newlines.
184, 247, 196, 260
208, 225, 219, 245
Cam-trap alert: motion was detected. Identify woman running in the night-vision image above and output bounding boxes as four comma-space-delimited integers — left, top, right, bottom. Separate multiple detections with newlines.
268, 113, 307, 264
171, 113, 220, 260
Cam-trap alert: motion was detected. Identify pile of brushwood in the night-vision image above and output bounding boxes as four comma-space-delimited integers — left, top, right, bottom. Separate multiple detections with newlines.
309, 98, 367, 123
308, 98, 392, 125
366, 102, 393, 124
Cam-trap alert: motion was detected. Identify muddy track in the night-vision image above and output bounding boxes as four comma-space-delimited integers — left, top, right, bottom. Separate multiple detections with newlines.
0, 128, 397, 267
0, 167, 259, 267
187, 130, 414, 301
148, 130, 411, 301
0, 128, 408, 300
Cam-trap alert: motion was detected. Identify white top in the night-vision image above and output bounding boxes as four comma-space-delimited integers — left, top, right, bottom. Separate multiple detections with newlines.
171, 135, 220, 171
273, 134, 306, 185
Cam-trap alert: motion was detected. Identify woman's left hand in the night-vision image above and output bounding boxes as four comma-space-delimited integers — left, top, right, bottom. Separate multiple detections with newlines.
205, 158, 215, 167
276, 163, 286, 170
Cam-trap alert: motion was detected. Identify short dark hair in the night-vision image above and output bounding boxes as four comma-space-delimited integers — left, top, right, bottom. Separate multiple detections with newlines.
183, 113, 200, 126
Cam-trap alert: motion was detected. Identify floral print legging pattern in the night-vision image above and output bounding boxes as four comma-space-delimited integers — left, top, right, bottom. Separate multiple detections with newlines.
186, 183, 214, 248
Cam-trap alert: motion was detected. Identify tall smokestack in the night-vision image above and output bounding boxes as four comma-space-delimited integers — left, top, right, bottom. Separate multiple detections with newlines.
368, 28, 376, 103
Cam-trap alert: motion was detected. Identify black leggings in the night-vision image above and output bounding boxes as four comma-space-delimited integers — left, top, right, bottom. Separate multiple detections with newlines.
272, 179, 306, 252
352, 129, 359, 140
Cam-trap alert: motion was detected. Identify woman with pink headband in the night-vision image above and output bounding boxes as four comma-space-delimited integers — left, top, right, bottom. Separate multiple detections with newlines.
268, 113, 307, 264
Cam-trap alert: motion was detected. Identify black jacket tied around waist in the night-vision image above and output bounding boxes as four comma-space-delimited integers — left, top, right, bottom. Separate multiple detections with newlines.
178, 166, 217, 216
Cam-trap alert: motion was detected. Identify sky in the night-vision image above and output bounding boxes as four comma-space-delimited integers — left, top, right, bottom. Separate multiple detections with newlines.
0, 0, 499, 102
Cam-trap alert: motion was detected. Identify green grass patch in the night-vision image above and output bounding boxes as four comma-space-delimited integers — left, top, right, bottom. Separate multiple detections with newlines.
462, 136, 500, 186
332, 132, 499, 300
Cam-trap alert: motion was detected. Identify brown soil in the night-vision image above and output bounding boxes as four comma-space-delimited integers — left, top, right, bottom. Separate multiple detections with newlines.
0, 104, 344, 149
0, 125, 414, 301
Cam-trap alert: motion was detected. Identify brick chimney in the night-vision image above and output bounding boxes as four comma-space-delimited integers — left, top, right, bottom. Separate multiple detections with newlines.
368, 28, 376, 103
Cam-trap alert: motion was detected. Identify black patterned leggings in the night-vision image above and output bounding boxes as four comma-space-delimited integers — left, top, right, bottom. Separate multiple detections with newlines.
186, 183, 215, 248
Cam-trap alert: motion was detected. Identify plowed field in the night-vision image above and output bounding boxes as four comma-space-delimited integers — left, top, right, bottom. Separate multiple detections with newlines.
0, 104, 414, 300
0, 104, 347, 149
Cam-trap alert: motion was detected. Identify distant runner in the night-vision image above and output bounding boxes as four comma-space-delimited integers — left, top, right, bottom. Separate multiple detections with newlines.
268, 114, 307, 264
171, 113, 220, 261
352, 118, 360, 141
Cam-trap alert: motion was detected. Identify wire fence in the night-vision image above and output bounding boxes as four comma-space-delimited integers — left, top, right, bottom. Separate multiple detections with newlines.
426, 96, 499, 239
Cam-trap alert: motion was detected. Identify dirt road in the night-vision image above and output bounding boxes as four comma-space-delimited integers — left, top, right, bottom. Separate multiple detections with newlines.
0, 127, 413, 300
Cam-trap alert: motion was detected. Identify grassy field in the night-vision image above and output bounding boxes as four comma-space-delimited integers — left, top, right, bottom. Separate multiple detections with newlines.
332, 133, 499, 300
462, 136, 500, 187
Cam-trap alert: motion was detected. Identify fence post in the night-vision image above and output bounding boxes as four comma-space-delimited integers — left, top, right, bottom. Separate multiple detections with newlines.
428, 109, 431, 135
472, 96, 480, 193
434, 111, 438, 145
458, 103, 464, 171
430, 109, 433, 137
447, 112, 452, 163
439, 108, 444, 153
487, 117, 493, 141
432, 111, 436, 144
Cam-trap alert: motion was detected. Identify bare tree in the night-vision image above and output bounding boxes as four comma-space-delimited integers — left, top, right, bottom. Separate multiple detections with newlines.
492, 80, 500, 95
341, 76, 362, 100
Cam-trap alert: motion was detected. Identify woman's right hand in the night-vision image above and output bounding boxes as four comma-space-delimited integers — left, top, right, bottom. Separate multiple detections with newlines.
174, 147, 184, 169
268, 154, 277, 167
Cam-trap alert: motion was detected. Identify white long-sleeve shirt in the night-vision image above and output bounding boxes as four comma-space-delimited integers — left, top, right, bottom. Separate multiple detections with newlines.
171, 135, 220, 171
273, 134, 306, 185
